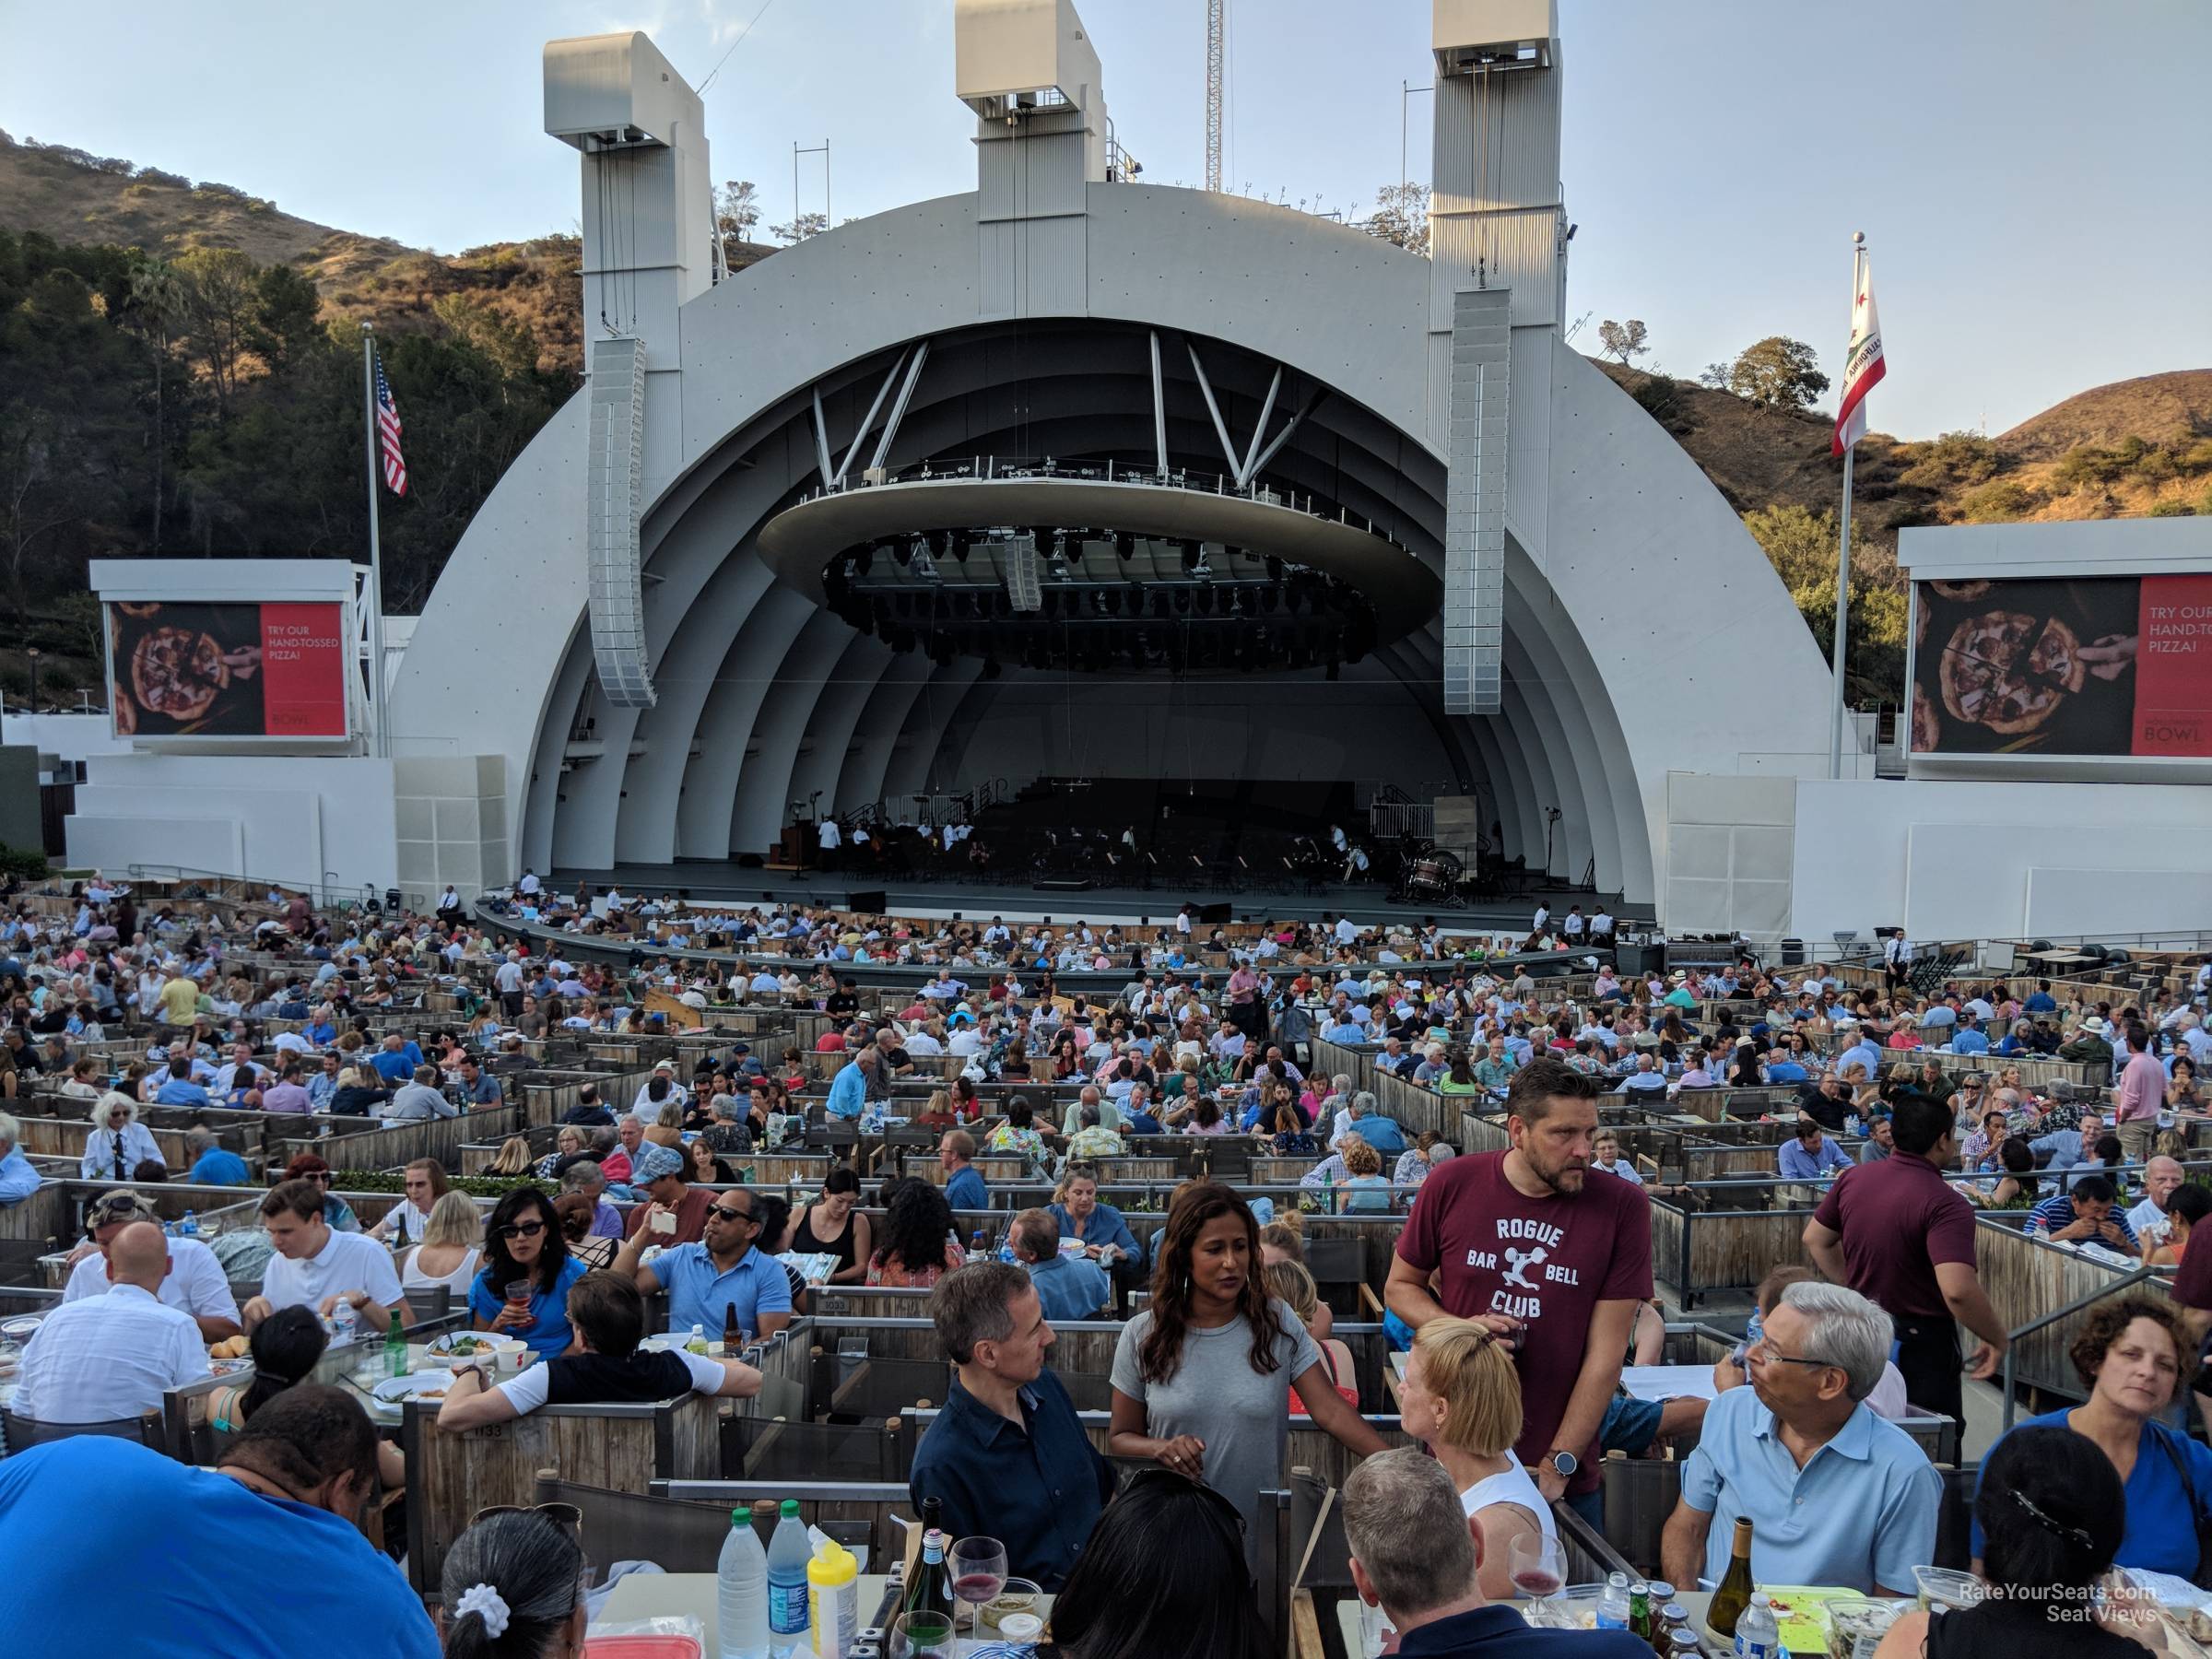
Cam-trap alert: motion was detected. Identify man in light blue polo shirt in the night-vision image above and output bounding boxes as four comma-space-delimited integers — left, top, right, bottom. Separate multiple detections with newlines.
618, 1185, 793, 1337
1659, 1280, 1938, 1594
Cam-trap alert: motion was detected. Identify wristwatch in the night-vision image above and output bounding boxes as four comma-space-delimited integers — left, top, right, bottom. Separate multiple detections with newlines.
1546, 1449, 1580, 1479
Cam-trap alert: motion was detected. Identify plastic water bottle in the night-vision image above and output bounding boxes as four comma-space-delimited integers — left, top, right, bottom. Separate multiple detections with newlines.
766, 1499, 811, 1654
718, 1507, 771, 1659
1734, 1592, 1782, 1659
1596, 1572, 1631, 1631
179, 1210, 200, 1238
328, 1296, 358, 1347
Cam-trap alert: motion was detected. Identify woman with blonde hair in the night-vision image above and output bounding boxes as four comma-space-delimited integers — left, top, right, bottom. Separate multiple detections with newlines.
1265, 1259, 1358, 1411
486, 1135, 535, 1177
1394, 1315, 1554, 1600
401, 1190, 483, 1293
644, 1100, 683, 1149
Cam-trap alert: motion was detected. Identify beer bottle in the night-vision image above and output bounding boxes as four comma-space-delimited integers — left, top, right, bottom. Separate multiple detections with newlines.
1709, 1517, 1756, 1638
724, 1300, 742, 1355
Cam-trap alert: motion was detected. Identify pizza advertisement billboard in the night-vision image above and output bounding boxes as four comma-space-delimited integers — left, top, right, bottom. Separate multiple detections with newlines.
1909, 573, 2212, 759
105, 601, 350, 739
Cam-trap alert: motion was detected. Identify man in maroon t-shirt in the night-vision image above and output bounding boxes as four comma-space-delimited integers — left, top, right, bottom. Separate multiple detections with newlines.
1387, 1056, 1651, 1526
1803, 1092, 2006, 1424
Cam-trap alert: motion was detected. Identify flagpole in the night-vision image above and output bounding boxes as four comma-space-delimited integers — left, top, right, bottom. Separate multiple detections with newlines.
360, 324, 389, 760
1828, 231, 1865, 781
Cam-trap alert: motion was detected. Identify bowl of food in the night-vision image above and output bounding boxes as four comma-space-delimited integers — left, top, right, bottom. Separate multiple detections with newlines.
1826, 1598, 1903, 1659
429, 1333, 526, 1369
371, 1371, 458, 1404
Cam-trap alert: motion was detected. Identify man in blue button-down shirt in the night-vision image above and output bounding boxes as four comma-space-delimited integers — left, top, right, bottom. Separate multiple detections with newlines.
909, 1262, 1114, 1592
1778, 1121, 1855, 1181
0, 1113, 41, 1206
1661, 1281, 1939, 1594
1009, 1209, 1111, 1322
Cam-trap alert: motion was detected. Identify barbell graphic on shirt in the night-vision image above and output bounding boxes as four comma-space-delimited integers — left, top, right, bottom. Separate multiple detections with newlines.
1502, 1245, 1548, 1290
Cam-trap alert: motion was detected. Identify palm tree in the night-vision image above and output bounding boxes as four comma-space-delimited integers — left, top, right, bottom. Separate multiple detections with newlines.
126, 257, 185, 547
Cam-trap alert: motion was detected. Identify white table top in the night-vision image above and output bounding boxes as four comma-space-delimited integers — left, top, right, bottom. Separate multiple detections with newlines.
591, 1572, 1049, 1653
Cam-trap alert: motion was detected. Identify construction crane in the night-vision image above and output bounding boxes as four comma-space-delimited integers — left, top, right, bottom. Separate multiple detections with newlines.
1205, 0, 1223, 192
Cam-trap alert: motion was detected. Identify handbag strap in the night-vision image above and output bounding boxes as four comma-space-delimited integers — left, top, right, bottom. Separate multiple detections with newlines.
2148, 1421, 2212, 1583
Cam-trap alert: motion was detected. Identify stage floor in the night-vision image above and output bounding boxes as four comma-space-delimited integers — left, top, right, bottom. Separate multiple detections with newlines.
546, 863, 1648, 933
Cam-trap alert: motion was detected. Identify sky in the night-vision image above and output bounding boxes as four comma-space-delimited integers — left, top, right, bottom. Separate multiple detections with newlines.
5, 0, 2207, 438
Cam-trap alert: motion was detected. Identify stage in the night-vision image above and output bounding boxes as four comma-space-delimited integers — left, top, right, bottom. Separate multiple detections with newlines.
543, 862, 1645, 933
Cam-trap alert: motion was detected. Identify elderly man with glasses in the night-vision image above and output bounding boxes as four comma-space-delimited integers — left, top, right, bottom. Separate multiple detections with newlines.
1660, 1280, 1939, 1595
612, 1182, 792, 1340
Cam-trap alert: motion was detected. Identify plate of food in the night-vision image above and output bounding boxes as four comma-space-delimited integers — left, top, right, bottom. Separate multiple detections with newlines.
372, 1371, 459, 1404
427, 1332, 524, 1359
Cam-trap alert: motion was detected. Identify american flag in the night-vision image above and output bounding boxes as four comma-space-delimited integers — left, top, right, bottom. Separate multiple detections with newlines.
374, 348, 407, 496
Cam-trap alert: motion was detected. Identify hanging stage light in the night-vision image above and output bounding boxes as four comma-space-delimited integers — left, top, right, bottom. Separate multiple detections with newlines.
1114, 531, 1135, 559
1179, 539, 1200, 572
1265, 554, 1285, 585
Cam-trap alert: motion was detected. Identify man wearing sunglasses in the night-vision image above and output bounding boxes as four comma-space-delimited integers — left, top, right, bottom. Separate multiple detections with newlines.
1660, 1280, 1938, 1595
61, 1187, 241, 1343
613, 1183, 791, 1340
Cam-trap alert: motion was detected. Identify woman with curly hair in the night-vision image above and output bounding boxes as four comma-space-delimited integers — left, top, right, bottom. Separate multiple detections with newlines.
1971, 1295, 2212, 1579
865, 1178, 966, 1288
1108, 1182, 1385, 1567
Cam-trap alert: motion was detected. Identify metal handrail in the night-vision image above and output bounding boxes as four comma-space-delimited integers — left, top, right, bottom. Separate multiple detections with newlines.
1998, 1260, 2164, 1430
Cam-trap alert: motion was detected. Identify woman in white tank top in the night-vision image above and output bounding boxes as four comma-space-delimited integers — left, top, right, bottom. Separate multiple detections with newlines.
1395, 1317, 1557, 1601
400, 1191, 484, 1296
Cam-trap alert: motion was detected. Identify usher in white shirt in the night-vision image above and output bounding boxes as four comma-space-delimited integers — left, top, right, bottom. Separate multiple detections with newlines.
14, 1282, 208, 1422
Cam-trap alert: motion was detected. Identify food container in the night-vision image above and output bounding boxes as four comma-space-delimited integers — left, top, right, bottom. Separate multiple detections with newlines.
978, 1579, 1041, 1631
1913, 1567, 1984, 1615
997, 1613, 1043, 1643
1825, 1598, 1902, 1659
1518, 1585, 1605, 1630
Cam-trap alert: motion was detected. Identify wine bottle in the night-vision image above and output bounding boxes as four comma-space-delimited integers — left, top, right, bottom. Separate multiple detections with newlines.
1709, 1517, 1755, 1639
902, 1528, 953, 1622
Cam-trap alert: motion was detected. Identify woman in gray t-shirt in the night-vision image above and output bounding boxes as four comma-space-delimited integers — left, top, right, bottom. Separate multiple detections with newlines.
1110, 1183, 1387, 1564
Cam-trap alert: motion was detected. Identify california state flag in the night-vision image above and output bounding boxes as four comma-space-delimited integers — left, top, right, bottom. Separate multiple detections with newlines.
1832, 253, 1886, 455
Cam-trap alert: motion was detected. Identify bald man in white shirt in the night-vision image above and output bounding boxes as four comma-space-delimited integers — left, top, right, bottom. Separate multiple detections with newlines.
16, 1222, 208, 1424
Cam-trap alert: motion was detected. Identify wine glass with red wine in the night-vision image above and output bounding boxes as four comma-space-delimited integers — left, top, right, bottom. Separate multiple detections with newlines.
948, 1535, 1009, 1643
1509, 1533, 1567, 1603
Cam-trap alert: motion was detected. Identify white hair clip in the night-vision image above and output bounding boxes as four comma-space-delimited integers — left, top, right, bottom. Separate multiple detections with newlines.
455, 1583, 511, 1638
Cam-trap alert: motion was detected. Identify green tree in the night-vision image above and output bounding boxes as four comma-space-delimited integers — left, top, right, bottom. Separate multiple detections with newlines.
768, 211, 827, 245
1596, 319, 1649, 367
175, 246, 261, 422
1726, 336, 1830, 412
1363, 182, 1430, 256
1897, 429, 2001, 490
1742, 502, 1904, 699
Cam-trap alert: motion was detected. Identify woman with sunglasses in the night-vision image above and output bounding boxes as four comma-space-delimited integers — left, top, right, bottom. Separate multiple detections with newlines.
470, 1189, 585, 1361
1110, 1183, 1387, 1570
283, 1151, 362, 1233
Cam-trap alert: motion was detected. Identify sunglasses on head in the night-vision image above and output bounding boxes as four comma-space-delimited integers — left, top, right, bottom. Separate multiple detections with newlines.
493, 1219, 547, 1240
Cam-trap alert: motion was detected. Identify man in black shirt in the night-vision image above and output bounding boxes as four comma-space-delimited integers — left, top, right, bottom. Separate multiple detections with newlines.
1797, 1071, 1852, 1132
825, 978, 859, 1018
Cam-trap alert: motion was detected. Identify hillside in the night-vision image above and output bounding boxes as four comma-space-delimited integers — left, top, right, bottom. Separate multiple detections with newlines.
3, 129, 2207, 715
0, 130, 411, 287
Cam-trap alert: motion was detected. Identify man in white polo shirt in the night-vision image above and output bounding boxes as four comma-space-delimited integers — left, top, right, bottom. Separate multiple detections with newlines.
241, 1179, 401, 1333
62, 1188, 241, 1343
16, 1221, 208, 1424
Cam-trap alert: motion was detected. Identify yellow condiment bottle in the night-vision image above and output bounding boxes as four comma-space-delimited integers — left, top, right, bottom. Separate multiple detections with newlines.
807, 1535, 858, 1657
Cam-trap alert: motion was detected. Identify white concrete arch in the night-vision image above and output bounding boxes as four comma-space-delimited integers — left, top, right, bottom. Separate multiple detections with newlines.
392, 182, 1837, 902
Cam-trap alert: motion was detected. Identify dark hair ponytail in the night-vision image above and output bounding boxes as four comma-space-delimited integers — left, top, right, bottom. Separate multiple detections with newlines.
239, 1305, 328, 1418
441, 1511, 582, 1659
1975, 1425, 2123, 1619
